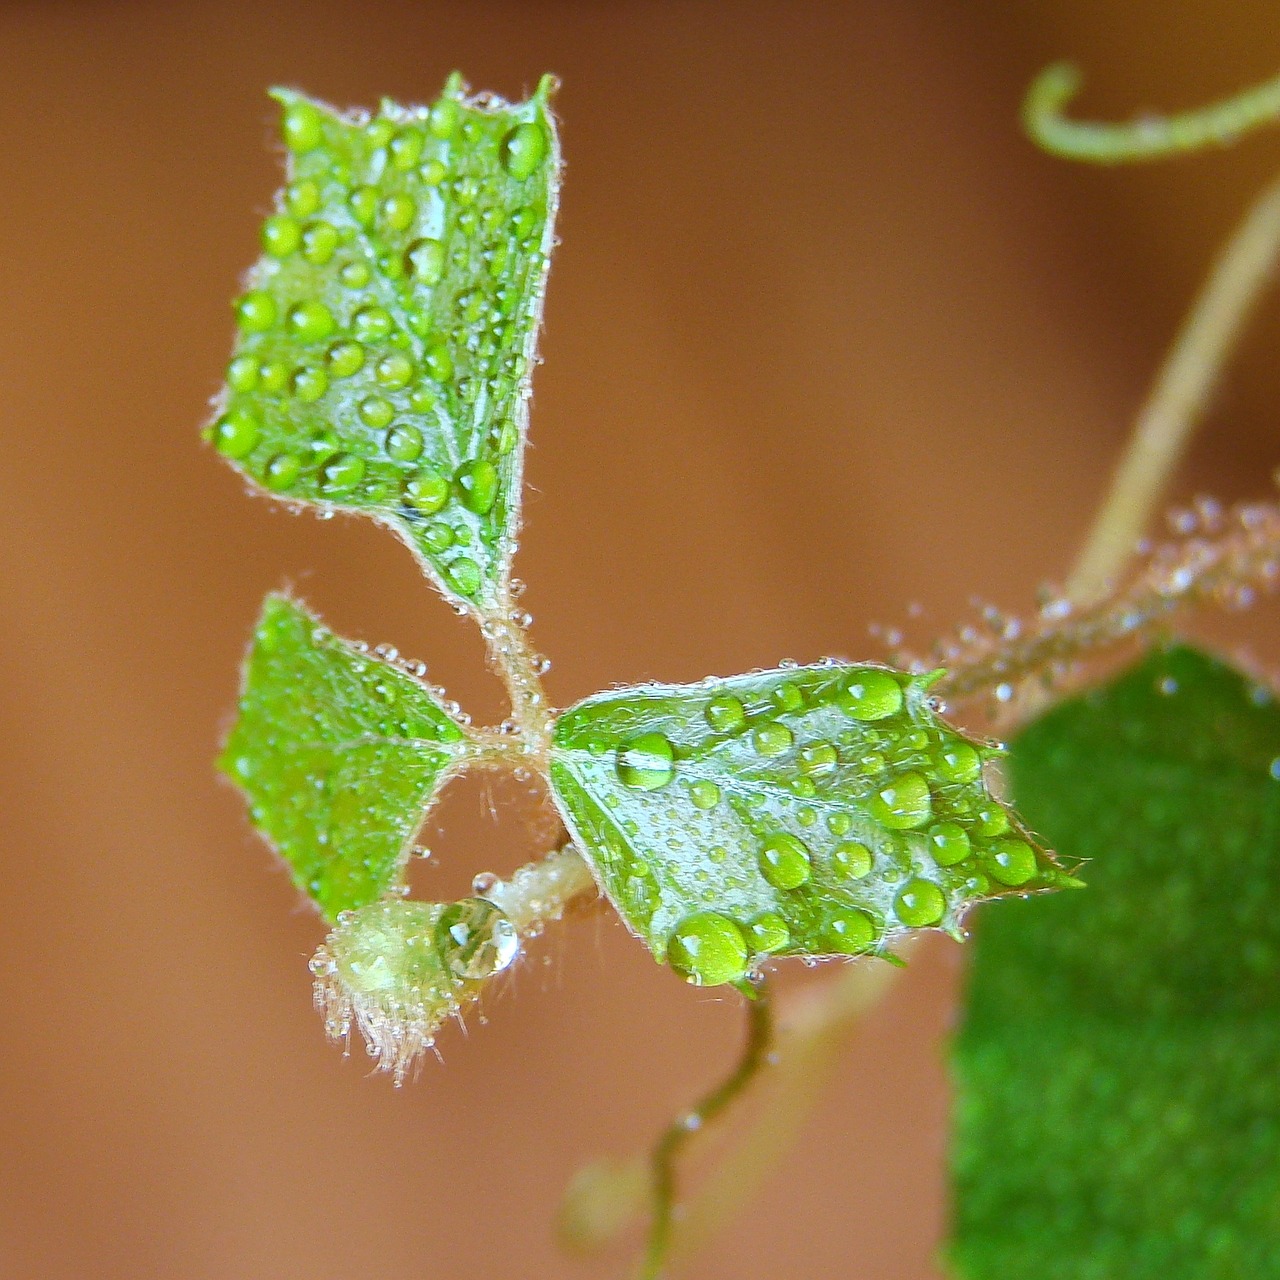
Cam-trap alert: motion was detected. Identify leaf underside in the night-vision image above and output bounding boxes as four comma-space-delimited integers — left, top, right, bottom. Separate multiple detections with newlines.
549, 662, 1073, 985
219, 594, 467, 920
950, 645, 1280, 1278
205, 75, 560, 610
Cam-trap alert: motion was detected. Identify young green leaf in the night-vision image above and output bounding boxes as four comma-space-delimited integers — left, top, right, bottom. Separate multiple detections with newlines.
205, 74, 561, 611
950, 645, 1280, 1278
548, 662, 1074, 987
219, 593, 468, 919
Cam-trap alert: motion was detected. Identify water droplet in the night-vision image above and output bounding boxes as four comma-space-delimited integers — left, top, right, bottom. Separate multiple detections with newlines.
501, 121, 548, 180
971, 803, 1010, 838
435, 898, 519, 979
288, 299, 336, 343
758, 832, 812, 890
934, 742, 981, 784
746, 911, 790, 953
358, 396, 395, 429
227, 355, 259, 392
615, 732, 676, 790
772, 682, 804, 713
666, 911, 750, 987
340, 260, 371, 289
282, 99, 324, 152
404, 467, 449, 513
456, 458, 499, 515
286, 179, 321, 218
428, 97, 460, 140
212, 407, 260, 458
422, 522, 455, 551
894, 878, 945, 927
406, 237, 445, 284
421, 158, 447, 185
262, 214, 301, 257
983, 838, 1036, 887
381, 192, 417, 232
446, 557, 482, 597
1157, 675, 1179, 696
832, 841, 873, 880
385, 424, 424, 462
320, 452, 365, 493
375, 352, 415, 389
291, 365, 329, 402
800, 742, 838, 774
705, 695, 746, 733
259, 360, 289, 392
235, 290, 277, 333
925, 821, 969, 867
350, 304, 391, 343
752, 722, 794, 757
827, 811, 853, 837
326, 340, 366, 379
349, 185, 378, 226
823, 908, 875, 953
389, 127, 424, 170
301, 220, 340, 265
424, 340, 454, 382
689, 780, 721, 810
868, 772, 931, 829
842, 670, 903, 720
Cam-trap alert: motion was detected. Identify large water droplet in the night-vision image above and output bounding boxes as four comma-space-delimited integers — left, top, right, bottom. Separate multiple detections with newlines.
842, 670, 903, 721
262, 214, 301, 258
385, 424, 424, 462
752, 722, 794, 757
927, 821, 970, 867
327, 340, 366, 379
404, 468, 449, 513
456, 459, 499, 515
212, 407, 260, 459
501, 121, 548, 180
406, 237, 445, 285
235, 290, 278, 333
894, 878, 945, 927
320, 452, 365, 494
746, 911, 790, 954
435, 898, 519, 979
868, 771, 931, 829
281, 99, 324, 153
823, 908, 875, 953
983, 838, 1036, 887
615, 732, 675, 790
301, 220, 340, 265
666, 911, 749, 987
688, 780, 721, 810
758, 833, 812, 890
705, 695, 746, 732
446, 557, 482, 597
262, 452, 302, 490
934, 741, 981, 784
832, 841, 873, 880
288, 299, 336, 343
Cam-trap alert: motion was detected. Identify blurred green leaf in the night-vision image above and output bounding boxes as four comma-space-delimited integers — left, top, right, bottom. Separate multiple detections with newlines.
219, 594, 468, 919
549, 662, 1073, 987
205, 75, 560, 610
951, 645, 1280, 1278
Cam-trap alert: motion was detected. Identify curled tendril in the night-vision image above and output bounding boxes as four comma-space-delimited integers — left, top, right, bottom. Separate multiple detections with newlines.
1024, 61, 1280, 164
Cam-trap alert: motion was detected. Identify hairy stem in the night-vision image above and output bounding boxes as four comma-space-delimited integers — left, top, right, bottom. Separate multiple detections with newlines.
1068, 171, 1280, 604
1025, 62, 1280, 164
480, 586, 556, 758
477, 842, 598, 933
639, 978, 775, 1280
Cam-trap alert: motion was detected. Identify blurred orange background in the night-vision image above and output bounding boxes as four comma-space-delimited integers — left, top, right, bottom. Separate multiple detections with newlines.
4, 2, 1280, 1276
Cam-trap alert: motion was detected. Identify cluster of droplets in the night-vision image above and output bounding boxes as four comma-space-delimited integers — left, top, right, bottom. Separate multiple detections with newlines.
312, 896, 519, 1084
206, 81, 555, 603
558, 663, 1057, 988
933, 496, 1280, 710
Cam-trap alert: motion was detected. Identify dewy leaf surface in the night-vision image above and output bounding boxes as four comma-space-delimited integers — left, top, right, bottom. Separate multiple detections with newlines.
549, 662, 1073, 987
950, 645, 1280, 1278
205, 75, 560, 610
219, 594, 468, 920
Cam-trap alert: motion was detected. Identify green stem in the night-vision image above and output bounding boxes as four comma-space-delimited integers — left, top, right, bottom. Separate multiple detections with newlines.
1067, 170, 1280, 605
1025, 62, 1280, 164
639, 977, 775, 1280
